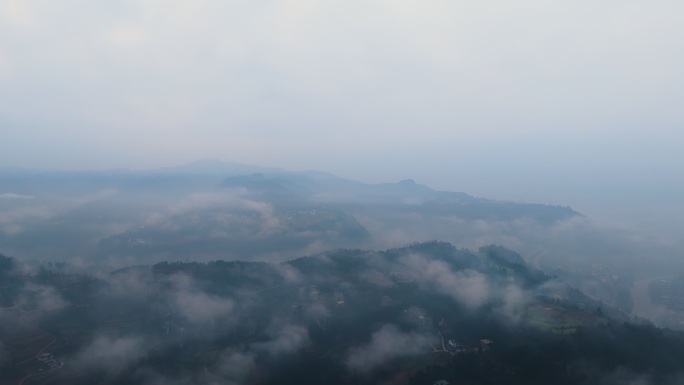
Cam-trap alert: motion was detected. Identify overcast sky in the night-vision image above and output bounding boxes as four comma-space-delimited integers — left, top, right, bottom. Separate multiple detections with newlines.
1, 0, 682, 225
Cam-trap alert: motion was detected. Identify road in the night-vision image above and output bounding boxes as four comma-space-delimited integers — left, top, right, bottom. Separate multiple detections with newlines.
3, 305, 60, 385
15, 337, 56, 366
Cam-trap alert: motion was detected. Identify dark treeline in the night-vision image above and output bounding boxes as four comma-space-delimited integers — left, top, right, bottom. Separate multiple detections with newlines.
0, 244, 682, 385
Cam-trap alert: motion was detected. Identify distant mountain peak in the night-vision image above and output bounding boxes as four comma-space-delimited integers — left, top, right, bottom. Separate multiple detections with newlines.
185, 158, 227, 167
153, 159, 282, 175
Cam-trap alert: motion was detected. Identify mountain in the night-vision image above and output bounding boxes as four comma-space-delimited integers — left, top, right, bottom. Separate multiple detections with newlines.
0, 160, 578, 262
0, 243, 680, 385
151, 158, 284, 175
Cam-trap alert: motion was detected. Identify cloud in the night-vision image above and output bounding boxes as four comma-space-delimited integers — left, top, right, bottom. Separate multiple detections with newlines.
134, 348, 256, 385
169, 274, 235, 328
73, 336, 147, 372
107, 25, 151, 47
0, 0, 37, 29
167, 192, 245, 215
133, 345, 257, 385
150, 192, 282, 234
0, 205, 54, 236
0, 206, 53, 226
497, 284, 528, 323
2, 0, 682, 192
394, 253, 533, 321
16, 283, 68, 312
346, 324, 436, 372
100, 269, 155, 299
173, 290, 235, 327
252, 323, 309, 357
0, 189, 119, 239
360, 211, 681, 270
271, 263, 302, 284
213, 349, 256, 382
0, 193, 34, 200
402, 254, 490, 308
301, 300, 330, 322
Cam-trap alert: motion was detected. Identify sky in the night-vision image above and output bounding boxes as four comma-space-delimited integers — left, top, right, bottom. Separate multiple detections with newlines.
1, 0, 682, 228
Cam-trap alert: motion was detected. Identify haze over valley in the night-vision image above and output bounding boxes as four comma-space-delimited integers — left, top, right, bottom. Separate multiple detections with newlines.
2, 1, 684, 384
1, 160, 681, 328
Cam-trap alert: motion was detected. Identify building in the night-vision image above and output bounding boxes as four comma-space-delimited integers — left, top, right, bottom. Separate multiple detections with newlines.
38, 353, 55, 364
447, 339, 465, 352
480, 339, 494, 352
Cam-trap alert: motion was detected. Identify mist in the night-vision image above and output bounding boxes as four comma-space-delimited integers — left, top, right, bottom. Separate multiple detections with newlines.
1, 1, 684, 383
1, 2, 682, 240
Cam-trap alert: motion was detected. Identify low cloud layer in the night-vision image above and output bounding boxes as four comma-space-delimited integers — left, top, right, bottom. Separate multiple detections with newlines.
74, 335, 148, 372
402, 254, 489, 308
346, 324, 437, 372
362, 214, 680, 269
136, 348, 257, 385
16, 283, 68, 312
213, 349, 256, 382
171, 280, 235, 329
161, 192, 282, 234
0, 193, 34, 200
253, 323, 310, 357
